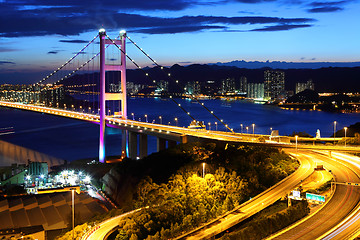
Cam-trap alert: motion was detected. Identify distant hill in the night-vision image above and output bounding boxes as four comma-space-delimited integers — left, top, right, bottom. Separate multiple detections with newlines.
63, 64, 360, 93
213, 60, 360, 69
127, 64, 360, 92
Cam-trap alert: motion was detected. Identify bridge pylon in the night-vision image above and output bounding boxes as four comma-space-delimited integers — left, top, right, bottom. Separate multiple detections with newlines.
99, 29, 128, 163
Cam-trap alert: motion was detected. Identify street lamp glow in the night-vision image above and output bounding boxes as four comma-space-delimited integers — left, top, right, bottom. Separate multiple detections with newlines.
159, 116, 162, 124
175, 117, 178, 126
344, 127, 348, 147
252, 123, 255, 136
240, 124, 243, 134
334, 121, 337, 144
202, 162, 205, 178
215, 122, 218, 131
295, 135, 298, 154
84, 175, 91, 183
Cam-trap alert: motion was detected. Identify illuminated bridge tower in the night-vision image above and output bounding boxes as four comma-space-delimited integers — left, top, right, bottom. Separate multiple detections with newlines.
99, 29, 128, 163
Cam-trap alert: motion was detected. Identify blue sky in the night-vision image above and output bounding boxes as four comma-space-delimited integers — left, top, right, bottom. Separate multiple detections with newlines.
0, 0, 360, 83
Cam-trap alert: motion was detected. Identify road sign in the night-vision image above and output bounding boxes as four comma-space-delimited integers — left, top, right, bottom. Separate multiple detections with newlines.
306, 192, 325, 202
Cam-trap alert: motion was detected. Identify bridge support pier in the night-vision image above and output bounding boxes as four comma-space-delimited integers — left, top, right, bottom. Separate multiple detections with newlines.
139, 134, 148, 159
168, 140, 177, 148
121, 130, 128, 158
129, 131, 138, 159
157, 137, 167, 152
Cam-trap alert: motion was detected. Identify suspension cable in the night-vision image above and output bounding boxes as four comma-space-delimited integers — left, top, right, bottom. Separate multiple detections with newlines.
35, 34, 99, 86
126, 35, 234, 133
54, 36, 120, 85
106, 34, 201, 126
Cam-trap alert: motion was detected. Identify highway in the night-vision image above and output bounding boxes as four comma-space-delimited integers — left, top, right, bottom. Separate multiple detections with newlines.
267, 151, 360, 240
82, 208, 141, 240
175, 150, 315, 240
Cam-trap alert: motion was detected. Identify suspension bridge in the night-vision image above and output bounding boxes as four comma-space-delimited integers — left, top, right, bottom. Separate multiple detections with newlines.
0, 29, 358, 163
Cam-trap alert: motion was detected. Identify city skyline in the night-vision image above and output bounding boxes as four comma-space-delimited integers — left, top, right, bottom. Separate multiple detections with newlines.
1, 0, 360, 83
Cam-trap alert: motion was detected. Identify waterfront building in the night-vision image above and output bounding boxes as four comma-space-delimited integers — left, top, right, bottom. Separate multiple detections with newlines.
264, 70, 285, 101
239, 76, 247, 94
247, 83, 264, 99
221, 78, 236, 94
296, 79, 315, 94
185, 81, 201, 95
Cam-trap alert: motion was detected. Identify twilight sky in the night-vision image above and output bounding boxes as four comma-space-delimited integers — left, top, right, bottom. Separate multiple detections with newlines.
0, 0, 360, 83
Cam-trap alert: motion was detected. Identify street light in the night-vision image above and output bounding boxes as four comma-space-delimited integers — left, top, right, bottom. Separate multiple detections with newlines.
246, 126, 249, 134
145, 114, 148, 122
202, 162, 205, 178
344, 127, 347, 147
208, 122, 211, 130
333, 121, 337, 144
240, 124, 243, 134
252, 123, 255, 136
71, 189, 75, 240
215, 122, 218, 131
295, 135, 298, 155
175, 117, 178, 126
159, 116, 162, 124
131, 113, 134, 120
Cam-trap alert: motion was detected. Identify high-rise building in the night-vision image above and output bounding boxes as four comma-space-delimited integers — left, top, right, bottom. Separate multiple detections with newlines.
221, 78, 236, 94
295, 79, 315, 94
185, 81, 201, 95
264, 70, 285, 101
247, 83, 264, 99
239, 76, 247, 94
158, 80, 169, 92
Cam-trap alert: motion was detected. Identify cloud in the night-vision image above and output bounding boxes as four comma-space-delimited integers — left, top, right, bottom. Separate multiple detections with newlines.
0, 0, 317, 37
59, 39, 89, 44
0, 61, 15, 65
47, 51, 60, 54
307, 1, 347, 13
307, 6, 343, 12
133, 25, 226, 34
251, 24, 312, 31
0, 47, 18, 52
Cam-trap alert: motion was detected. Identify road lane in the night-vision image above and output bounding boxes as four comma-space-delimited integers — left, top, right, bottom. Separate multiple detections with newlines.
269, 151, 360, 240
176, 150, 315, 240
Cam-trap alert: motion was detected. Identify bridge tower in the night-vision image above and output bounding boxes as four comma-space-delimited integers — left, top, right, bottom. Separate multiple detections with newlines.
99, 29, 128, 163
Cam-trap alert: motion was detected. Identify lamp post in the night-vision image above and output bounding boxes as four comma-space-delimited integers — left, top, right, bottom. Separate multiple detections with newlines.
334, 121, 337, 144
295, 135, 298, 155
252, 123, 255, 137
159, 116, 162, 124
71, 189, 75, 240
344, 127, 347, 147
208, 122, 211, 130
175, 117, 178, 126
145, 114, 148, 122
131, 113, 134, 120
240, 124, 243, 134
246, 126, 249, 134
202, 162, 205, 178
215, 122, 218, 131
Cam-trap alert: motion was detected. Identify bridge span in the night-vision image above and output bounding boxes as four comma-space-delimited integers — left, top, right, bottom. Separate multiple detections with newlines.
1, 101, 359, 162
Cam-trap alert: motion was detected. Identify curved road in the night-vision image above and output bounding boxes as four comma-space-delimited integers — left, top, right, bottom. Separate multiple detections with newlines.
175, 150, 315, 240
268, 151, 360, 240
